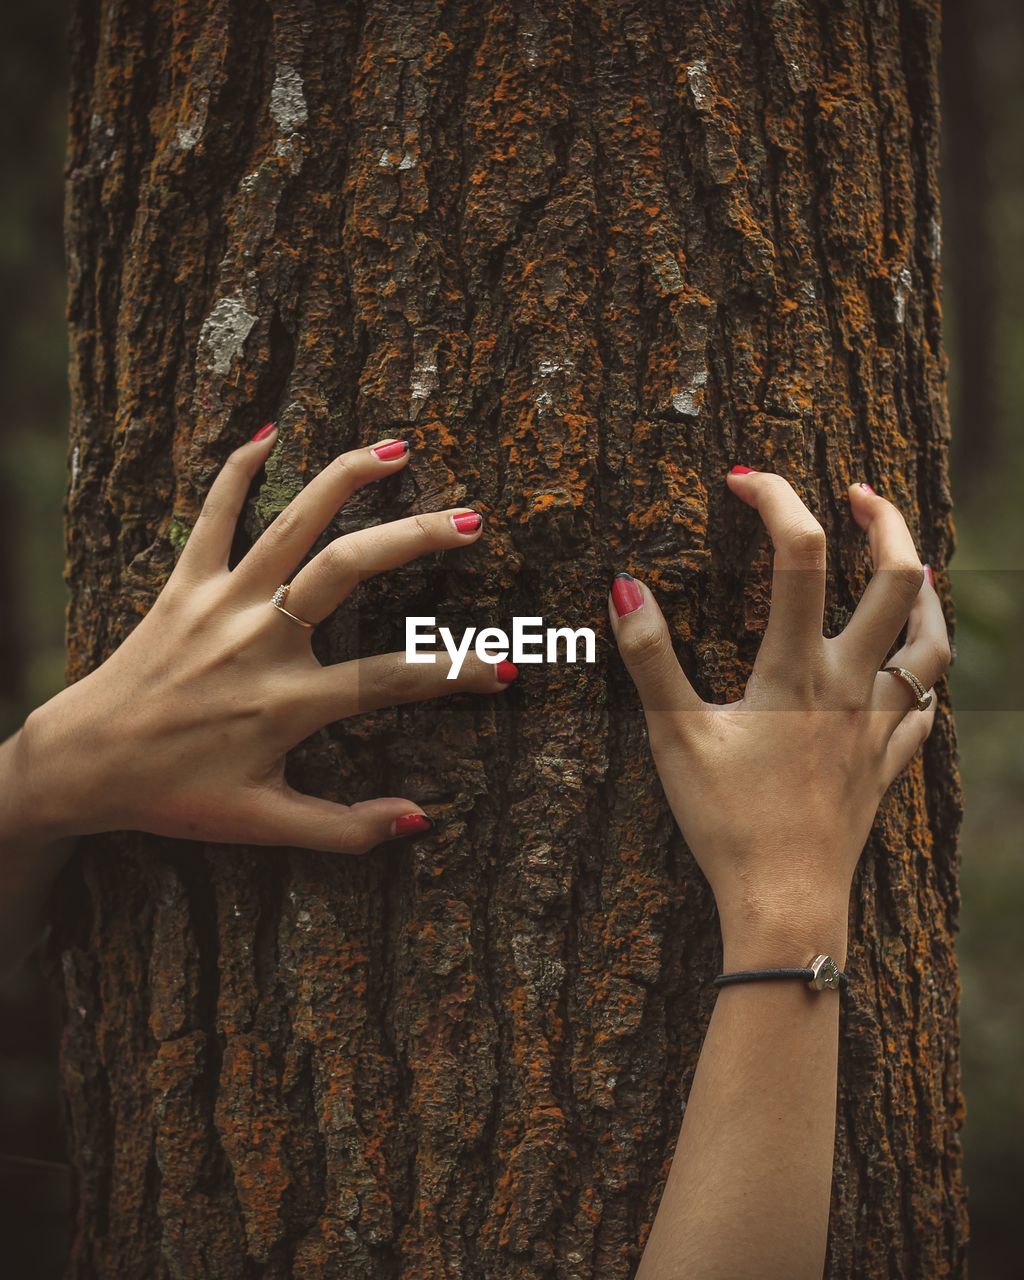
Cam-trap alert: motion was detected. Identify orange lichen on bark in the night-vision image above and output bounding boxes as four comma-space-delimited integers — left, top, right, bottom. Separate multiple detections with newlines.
58, 1, 963, 1277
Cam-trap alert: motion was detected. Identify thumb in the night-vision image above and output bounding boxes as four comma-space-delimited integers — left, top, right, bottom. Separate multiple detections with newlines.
608, 573, 704, 720
252, 787, 434, 854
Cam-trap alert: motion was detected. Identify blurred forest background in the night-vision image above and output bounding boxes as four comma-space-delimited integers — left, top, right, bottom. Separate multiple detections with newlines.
0, 1, 1020, 1276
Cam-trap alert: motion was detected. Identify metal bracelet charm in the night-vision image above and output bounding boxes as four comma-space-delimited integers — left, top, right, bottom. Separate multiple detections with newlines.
713, 953, 847, 992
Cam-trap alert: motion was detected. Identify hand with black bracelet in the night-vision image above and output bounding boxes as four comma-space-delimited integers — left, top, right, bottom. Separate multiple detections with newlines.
610, 468, 950, 1280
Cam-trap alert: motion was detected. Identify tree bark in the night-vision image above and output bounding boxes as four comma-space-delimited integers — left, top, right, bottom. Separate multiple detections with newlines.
56, 1, 966, 1277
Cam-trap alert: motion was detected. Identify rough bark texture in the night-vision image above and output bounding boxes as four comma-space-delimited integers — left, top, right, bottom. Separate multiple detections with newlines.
56, 2, 966, 1277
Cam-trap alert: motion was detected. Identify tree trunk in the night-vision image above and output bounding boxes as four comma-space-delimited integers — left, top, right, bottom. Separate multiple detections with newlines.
56, 1, 966, 1276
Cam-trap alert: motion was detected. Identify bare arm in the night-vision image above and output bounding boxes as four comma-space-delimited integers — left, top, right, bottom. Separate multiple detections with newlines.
610, 473, 950, 1279
0, 724, 77, 973
636, 908, 848, 1279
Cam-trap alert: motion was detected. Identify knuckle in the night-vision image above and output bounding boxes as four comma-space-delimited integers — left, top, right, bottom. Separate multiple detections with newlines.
325, 538, 355, 577
843, 679, 870, 713
266, 501, 305, 543
928, 635, 952, 673
327, 451, 359, 483
177, 576, 223, 622
337, 828, 374, 856
785, 520, 827, 561
413, 513, 436, 541
223, 448, 249, 474
387, 659, 425, 700
195, 496, 221, 524
349, 443, 383, 469
620, 622, 669, 665
888, 561, 925, 599
219, 453, 252, 488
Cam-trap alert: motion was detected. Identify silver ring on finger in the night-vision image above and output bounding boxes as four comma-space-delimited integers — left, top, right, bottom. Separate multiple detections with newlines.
271, 583, 315, 629
883, 664, 933, 711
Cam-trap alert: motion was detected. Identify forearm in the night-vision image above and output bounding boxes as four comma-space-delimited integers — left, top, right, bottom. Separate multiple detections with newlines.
637, 900, 849, 1280
0, 719, 79, 976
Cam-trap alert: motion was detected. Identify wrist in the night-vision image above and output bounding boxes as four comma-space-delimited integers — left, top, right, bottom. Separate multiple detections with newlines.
3, 696, 93, 846
0, 713, 83, 977
717, 887, 851, 972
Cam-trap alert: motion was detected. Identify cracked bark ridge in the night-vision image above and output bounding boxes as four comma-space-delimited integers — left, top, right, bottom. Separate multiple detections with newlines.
57, 1, 965, 1277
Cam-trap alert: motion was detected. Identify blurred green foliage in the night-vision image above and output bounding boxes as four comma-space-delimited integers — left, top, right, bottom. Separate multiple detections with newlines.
0, 2, 1020, 1278
943, 6, 1024, 1273
0, 1, 70, 732
941, 1, 1024, 1275
0, 5, 73, 1276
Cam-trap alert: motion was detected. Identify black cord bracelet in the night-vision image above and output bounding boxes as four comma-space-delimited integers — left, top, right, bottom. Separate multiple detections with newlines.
713, 954, 847, 992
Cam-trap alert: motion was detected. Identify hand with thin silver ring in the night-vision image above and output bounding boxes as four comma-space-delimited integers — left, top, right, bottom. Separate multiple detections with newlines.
610, 471, 950, 944
614, 468, 953, 1280
2, 426, 517, 867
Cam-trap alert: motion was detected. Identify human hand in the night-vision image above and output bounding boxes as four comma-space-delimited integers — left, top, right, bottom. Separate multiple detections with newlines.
13, 427, 515, 854
609, 472, 951, 964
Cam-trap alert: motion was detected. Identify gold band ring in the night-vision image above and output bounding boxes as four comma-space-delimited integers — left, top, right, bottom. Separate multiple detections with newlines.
884, 665, 933, 711
271, 583, 315, 629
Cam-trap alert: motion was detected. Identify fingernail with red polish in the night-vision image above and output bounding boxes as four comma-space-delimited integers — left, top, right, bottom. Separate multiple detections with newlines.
496, 660, 518, 684
452, 512, 483, 534
611, 571, 644, 617
392, 813, 433, 838
372, 439, 410, 461
860, 482, 876, 494
252, 422, 276, 441
729, 464, 756, 475
924, 564, 935, 588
